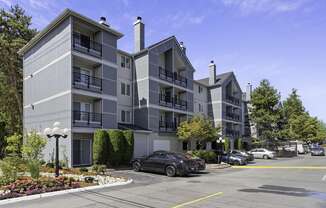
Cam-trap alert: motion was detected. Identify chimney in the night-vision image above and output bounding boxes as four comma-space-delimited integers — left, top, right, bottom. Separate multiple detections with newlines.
99, 16, 109, 27
209, 60, 216, 85
134, 16, 145, 52
180, 41, 186, 54
246, 83, 252, 101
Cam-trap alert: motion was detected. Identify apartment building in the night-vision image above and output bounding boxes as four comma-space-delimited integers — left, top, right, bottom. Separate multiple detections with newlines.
19, 9, 249, 167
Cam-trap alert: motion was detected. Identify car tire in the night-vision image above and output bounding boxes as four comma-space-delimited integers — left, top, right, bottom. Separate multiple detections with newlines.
132, 161, 141, 172
234, 161, 240, 166
165, 165, 176, 177
263, 155, 268, 159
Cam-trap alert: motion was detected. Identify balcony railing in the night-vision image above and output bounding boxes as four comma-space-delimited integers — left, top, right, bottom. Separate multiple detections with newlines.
73, 111, 102, 128
174, 97, 187, 110
226, 95, 240, 105
72, 33, 102, 57
174, 73, 187, 88
225, 129, 240, 138
158, 67, 188, 88
73, 71, 102, 93
159, 121, 177, 132
159, 94, 187, 110
226, 112, 240, 121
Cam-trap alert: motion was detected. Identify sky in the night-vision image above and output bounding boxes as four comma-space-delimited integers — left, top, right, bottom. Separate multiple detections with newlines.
1, 0, 326, 121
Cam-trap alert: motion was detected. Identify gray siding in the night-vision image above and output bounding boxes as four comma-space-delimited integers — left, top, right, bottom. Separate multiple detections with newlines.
134, 108, 148, 129
102, 64, 117, 96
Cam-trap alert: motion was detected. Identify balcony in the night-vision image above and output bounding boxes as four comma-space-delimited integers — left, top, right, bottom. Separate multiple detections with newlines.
225, 129, 240, 138
159, 94, 187, 111
174, 73, 187, 88
158, 67, 188, 88
159, 121, 177, 132
73, 111, 102, 128
226, 112, 240, 121
174, 97, 187, 111
159, 94, 173, 107
226, 95, 240, 105
73, 70, 102, 93
72, 32, 102, 57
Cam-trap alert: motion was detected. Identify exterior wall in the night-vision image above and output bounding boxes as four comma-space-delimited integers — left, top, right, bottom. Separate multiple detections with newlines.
193, 82, 208, 115
23, 17, 73, 166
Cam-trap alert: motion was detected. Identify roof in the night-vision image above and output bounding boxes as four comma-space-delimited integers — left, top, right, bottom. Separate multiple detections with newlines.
18, 9, 124, 55
194, 72, 234, 87
118, 123, 151, 131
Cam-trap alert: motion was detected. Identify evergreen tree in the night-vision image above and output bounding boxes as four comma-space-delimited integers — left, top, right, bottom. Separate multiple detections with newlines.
250, 79, 282, 148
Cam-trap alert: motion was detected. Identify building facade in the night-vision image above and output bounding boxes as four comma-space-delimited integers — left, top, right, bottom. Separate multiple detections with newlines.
20, 9, 250, 167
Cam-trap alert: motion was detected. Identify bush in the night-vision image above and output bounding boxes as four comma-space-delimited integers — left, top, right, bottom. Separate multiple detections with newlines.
93, 130, 109, 165
122, 130, 134, 164
224, 137, 230, 152
79, 167, 88, 172
22, 131, 47, 160
5, 134, 22, 156
92, 164, 106, 175
0, 157, 25, 181
28, 160, 41, 179
107, 130, 125, 166
189, 150, 217, 163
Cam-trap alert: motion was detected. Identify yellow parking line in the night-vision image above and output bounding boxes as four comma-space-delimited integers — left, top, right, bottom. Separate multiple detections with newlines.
232, 166, 326, 170
171, 192, 223, 208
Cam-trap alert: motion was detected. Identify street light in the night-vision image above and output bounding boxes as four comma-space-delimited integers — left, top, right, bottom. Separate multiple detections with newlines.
216, 137, 225, 164
44, 122, 69, 177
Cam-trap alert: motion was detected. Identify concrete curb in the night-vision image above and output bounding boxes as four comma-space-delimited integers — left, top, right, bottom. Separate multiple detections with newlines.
206, 164, 231, 170
0, 179, 133, 205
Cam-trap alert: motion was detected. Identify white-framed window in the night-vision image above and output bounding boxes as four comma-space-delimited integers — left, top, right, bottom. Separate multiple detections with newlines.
121, 110, 131, 123
121, 55, 131, 69
121, 82, 130, 96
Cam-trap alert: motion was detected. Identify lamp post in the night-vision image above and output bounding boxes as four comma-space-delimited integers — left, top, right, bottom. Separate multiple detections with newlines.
44, 122, 69, 177
216, 137, 225, 164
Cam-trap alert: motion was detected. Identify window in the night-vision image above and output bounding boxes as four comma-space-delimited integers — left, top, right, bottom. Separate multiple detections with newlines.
198, 86, 202, 93
121, 110, 131, 123
121, 83, 126, 95
126, 84, 130, 96
121, 55, 131, 69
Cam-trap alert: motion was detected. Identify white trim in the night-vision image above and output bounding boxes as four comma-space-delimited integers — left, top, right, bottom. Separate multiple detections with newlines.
24, 51, 71, 81
72, 51, 117, 69
135, 76, 193, 93
213, 118, 242, 124
135, 104, 194, 115
72, 89, 117, 101
24, 90, 71, 108
210, 100, 241, 108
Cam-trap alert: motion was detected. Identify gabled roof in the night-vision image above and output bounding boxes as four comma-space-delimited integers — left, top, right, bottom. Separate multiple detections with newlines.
133, 36, 195, 71
18, 8, 123, 55
194, 72, 234, 87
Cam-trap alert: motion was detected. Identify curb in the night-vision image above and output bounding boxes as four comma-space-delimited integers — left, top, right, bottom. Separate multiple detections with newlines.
207, 164, 231, 170
0, 179, 133, 205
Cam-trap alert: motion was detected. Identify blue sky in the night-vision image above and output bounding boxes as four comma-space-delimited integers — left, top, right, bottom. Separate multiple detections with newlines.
1, 0, 326, 121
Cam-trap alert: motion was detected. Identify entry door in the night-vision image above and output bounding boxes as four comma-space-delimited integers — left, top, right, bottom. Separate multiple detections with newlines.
73, 139, 92, 166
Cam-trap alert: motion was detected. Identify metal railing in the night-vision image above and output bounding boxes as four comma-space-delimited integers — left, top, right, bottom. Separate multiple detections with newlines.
174, 97, 187, 110
159, 121, 177, 132
73, 111, 102, 128
226, 95, 240, 105
159, 94, 174, 107
226, 112, 241, 121
159, 94, 187, 110
73, 71, 102, 92
158, 67, 188, 87
72, 32, 102, 57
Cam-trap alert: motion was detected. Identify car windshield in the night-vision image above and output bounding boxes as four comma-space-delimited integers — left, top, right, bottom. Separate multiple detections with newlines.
172, 153, 191, 160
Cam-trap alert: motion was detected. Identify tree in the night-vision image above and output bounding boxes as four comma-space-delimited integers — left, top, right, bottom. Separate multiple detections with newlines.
250, 79, 282, 148
22, 131, 47, 160
5, 133, 22, 157
177, 115, 220, 149
0, 5, 37, 137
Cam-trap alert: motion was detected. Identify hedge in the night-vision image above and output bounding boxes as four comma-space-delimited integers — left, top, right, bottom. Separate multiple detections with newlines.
107, 130, 125, 166
189, 150, 217, 163
93, 130, 109, 165
122, 130, 134, 164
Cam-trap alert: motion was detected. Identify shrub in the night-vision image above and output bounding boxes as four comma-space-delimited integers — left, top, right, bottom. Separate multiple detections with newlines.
79, 167, 88, 172
28, 160, 41, 179
236, 138, 242, 150
93, 130, 109, 165
123, 130, 134, 164
0, 157, 25, 181
189, 150, 217, 163
92, 164, 106, 175
22, 131, 47, 160
107, 130, 125, 166
224, 137, 230, 152
5, 134, 22, 156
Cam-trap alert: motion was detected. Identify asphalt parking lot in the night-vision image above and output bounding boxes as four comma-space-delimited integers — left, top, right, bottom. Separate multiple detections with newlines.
3, 154, 326, 208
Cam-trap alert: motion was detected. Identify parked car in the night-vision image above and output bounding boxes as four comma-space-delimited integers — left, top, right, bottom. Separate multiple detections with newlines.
221, 153, 247, 165
131, 151, 199, 177
311, 147, 325, 156
230, 150, 255, 162
248, 148, 276, 159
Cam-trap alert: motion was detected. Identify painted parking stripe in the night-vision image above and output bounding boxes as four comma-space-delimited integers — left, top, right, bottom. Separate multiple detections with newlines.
171, 192, 223, 208
232, 166, 326, 170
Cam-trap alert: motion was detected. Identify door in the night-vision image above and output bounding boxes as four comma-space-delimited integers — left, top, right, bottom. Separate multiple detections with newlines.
142, 154, 161, 172
73, 138, 92, 166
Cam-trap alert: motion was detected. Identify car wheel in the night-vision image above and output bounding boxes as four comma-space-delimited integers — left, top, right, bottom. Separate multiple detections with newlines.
132, 161, 141, 172
165, 165, 176, 177
263, 155, 268, 159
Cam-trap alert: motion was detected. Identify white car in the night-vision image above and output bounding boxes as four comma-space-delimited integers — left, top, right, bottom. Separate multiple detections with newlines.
248, 148, 276, 159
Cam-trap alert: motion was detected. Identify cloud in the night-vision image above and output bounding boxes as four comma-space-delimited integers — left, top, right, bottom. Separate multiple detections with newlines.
165, 12, 205, 29
220, 0, 310, 15
0, 0, 13, 7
